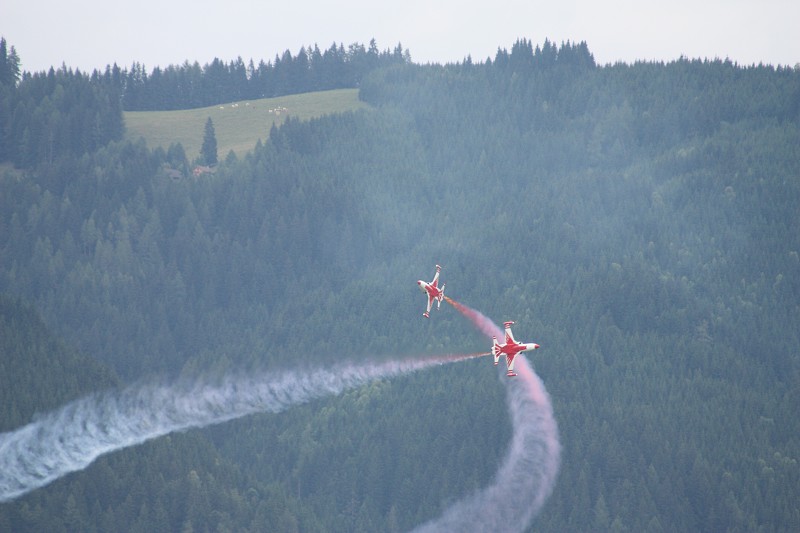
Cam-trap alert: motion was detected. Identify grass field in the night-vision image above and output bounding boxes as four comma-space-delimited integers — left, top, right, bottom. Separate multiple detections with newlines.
124, 88, 368, 160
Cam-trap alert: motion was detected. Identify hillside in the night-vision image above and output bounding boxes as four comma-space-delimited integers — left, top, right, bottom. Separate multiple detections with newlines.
2, 41, 799, 532
0, 297, 318, 532
0, 296, 118, 432
124, 88, 368, 159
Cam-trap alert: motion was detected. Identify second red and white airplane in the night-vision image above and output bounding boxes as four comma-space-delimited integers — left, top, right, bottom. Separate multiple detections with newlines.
417, 264, 446, 318
492, 321, 540, 377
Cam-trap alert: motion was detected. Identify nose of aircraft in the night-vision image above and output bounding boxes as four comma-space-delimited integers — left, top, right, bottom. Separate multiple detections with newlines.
533, 343, 540, 350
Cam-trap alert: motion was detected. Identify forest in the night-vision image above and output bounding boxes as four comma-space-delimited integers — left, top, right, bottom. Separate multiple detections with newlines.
1, 36, 799, 531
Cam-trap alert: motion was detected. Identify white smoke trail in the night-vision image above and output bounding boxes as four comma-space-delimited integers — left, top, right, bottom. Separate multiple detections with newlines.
0, 303, 560, 533
411, 358, 560, 533
411, 300, 561, 533
0, 353, 480, 503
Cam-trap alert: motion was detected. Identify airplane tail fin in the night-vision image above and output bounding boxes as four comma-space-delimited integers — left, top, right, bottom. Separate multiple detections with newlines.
437, 283, 446, 307
492, 336, 501, 365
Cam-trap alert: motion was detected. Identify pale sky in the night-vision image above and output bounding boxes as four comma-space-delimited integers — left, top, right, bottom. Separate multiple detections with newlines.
4, 0, 799, 74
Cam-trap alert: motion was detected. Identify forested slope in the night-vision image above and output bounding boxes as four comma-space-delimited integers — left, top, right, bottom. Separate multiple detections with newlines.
1, 40, 799, 531
0, 297, 319, 532
0, 295, 118, 432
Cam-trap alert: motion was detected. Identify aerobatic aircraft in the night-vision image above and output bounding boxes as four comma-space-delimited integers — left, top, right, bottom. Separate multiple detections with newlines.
492, 321, 540, 377
417, 264, 446, 318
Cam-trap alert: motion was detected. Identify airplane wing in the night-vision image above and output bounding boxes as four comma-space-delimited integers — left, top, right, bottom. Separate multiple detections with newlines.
506, 353, 517, 374
505, 324, 517, 344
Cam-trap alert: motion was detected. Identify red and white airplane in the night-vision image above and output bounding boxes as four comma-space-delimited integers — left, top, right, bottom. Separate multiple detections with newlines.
417, 264, 446, 318
492, 321, 540, 377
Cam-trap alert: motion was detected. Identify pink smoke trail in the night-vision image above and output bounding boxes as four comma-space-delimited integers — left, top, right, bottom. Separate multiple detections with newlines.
444, 296, 502, 339
412, 298, 561, 532
0, 352, 482, 503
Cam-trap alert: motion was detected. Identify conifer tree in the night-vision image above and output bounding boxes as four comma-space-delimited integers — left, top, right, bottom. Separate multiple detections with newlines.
201, 116, 217, 166
0, 37, 21, 86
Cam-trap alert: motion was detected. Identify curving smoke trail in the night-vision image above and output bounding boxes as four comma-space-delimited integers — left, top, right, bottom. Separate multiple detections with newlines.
0, 300, 559, 533
0, 352, 484, 504
412, 298, 561, 533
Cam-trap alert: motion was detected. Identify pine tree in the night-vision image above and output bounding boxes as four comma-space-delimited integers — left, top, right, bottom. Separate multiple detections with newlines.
200, 116, 217, 166
0, 37, 21, 86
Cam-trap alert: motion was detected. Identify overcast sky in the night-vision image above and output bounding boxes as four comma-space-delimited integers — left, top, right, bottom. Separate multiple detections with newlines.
4, 0, 799, 74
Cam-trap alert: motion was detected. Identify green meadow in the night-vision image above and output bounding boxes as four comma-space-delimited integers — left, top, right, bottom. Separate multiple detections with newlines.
124, 88, 368, 160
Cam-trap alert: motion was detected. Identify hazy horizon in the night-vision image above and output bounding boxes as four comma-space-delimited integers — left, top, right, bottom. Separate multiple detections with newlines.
4, 0, 799, 74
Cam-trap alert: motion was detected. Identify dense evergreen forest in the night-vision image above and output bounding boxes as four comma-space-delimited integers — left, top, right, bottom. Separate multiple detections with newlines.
1, 36, 799, 531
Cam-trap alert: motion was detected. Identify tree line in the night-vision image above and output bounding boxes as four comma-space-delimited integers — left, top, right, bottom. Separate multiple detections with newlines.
122, 40, 410, 111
